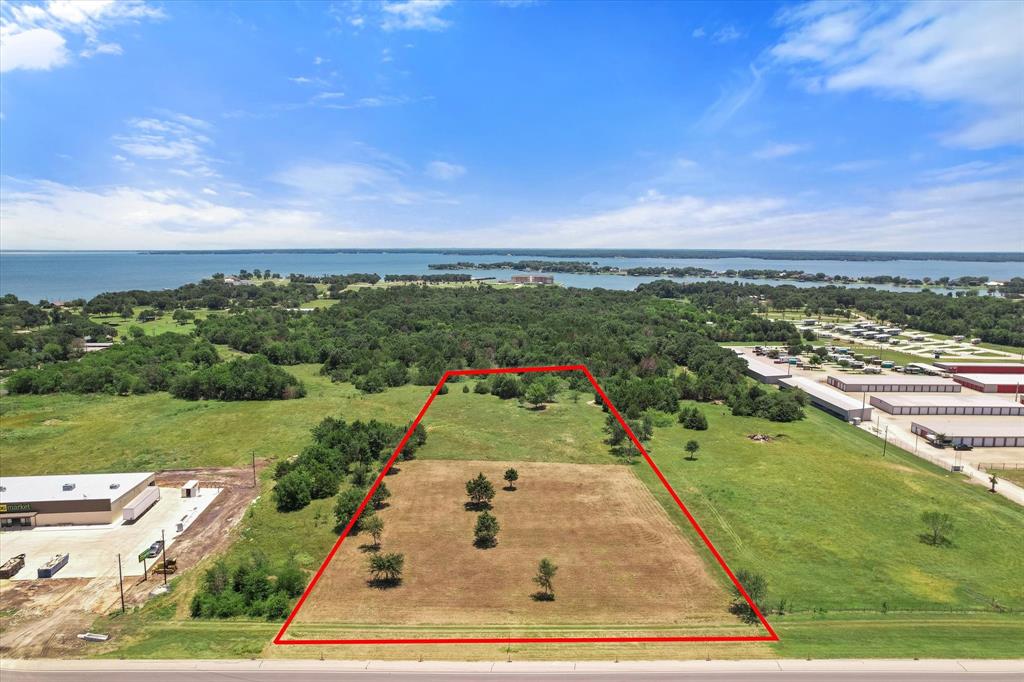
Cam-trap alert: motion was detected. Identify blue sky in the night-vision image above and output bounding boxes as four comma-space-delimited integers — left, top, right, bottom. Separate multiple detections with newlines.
1, 0, 1022, 251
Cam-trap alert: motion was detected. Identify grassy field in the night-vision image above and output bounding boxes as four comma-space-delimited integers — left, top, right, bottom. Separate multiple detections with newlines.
638, 403, 1024, 613
0, 365, 433, 475
5, 373, 1022, 659
416, 386, 613, 465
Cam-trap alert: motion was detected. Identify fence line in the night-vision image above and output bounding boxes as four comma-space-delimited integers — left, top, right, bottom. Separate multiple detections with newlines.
978, 463, 1022, 472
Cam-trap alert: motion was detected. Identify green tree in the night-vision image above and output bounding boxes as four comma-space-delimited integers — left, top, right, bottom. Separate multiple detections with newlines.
367, 552, 404, 586
465, 472, 496, 509
729, 569, 767, 624
363, 514, 385, 549
524, 381, 552, 408
335, 488, 371, 533
371, 482, 391, 509
533, 558, 558, 601
273, 470, 312, 512
172, 308, 195, 324
474, 511, 500, 548
503, 468, 519, 491
684, 440, 700, 461
920, 511, 954, 546
682, 408, 708, 430
989, 474, 998, 493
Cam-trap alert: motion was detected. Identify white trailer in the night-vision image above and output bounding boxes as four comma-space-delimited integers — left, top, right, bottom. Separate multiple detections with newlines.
122, 485, 160, 522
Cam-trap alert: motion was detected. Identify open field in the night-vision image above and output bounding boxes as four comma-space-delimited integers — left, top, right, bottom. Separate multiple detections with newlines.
0, 365, 431, 476
416, 386, 613, 465
5, 374, 1023, 658
638, 403, 1024, 613
287, 459, 743, 641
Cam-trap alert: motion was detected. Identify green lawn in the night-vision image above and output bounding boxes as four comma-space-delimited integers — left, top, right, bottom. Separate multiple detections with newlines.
90, 307, 214, 337
416, 386, 613, 465
637, 403, 1024, 615
0, 365, 434, 475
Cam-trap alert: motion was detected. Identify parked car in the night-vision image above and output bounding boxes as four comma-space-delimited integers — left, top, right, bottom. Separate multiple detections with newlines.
147, 540, 165, 558
953, 443, 973, 452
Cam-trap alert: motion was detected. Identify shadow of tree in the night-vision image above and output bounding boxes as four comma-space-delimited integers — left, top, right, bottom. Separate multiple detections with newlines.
531, 591, 555, 602
366, 577, 402, 590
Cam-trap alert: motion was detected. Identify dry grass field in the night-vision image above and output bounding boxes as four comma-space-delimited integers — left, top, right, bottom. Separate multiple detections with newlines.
285, 459, 752, 642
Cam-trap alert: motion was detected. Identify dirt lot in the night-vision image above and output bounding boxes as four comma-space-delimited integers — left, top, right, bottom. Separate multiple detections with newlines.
0, 466, 259, 658
286, 459, 745, 641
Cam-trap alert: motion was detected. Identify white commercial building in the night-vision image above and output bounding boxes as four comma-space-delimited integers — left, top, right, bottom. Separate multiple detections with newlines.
870, 394, 1024, 416
827, 375, 961, 393
910, 420, 1024, 448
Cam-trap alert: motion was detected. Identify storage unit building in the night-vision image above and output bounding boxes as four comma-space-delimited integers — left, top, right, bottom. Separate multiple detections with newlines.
951, 374, 1023, 394
910, 420, 1024, 448
779, 376, 873, 421
827, 375, 961, 393
737, 353, 791, 385
0, 472, 155, 530
934, 362, 1024, 374
870, 394, 1024, 416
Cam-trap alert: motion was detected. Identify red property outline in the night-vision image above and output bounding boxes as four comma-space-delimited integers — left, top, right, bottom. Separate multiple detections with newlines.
274, 364, 778, 645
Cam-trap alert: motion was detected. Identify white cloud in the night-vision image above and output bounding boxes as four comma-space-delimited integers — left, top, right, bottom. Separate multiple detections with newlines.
274, 159, 457, 206
0, 178, 337, 250
113, 114, 218, 177
694, 64, 764, 132
80, 41, 121, 57
771, 1, 1024, 148
3, 169, 1019, 251
713, 25, 742, 43
381, 1, 452, 31
0, 0, 163, 72
425, 160, 466, 181
752, 142, 809, 160
0, 27, 67, 71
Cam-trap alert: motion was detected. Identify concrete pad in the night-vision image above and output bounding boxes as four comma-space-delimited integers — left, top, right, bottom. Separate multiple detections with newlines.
0, 487, 221, 580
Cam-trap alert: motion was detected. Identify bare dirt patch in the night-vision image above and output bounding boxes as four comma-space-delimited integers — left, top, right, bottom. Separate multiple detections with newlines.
289, 459, 741, 640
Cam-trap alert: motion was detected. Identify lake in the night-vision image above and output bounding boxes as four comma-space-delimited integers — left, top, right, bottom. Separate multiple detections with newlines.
1, 250, 1020, 302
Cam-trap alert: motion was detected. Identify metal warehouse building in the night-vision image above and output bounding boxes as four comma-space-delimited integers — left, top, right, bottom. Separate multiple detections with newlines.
0, 472, 155, 530
911, 420, 1024, 448
870, 394, 1024, 416
934, 362, 1024, 374
827, 375, 961, 393
952, 374, 1023, 394
738, 354, 792, 385
779, 376, 873, 422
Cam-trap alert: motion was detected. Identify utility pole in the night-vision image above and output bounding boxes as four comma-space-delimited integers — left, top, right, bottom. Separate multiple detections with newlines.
161, 528, 168, 586
117, 553, 126, 613
251, 450, 257, 488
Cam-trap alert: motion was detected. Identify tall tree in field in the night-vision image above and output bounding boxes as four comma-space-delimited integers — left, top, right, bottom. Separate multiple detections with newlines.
685, 440, 700, 461
474, 511, 500, 548
533, 558, 558, 601
367, 552, 404, 587
920, 511, 954, 546
363, 515, 385, 549
465, 473, 496, 509
503, 468, 519, 491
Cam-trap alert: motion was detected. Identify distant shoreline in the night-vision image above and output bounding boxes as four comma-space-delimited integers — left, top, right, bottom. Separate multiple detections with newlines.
4, 248, 1021, 263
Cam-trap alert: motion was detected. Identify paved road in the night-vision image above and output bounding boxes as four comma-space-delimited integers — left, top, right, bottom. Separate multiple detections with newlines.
4, 660, 1023, 681
5, 672, 1023, 681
